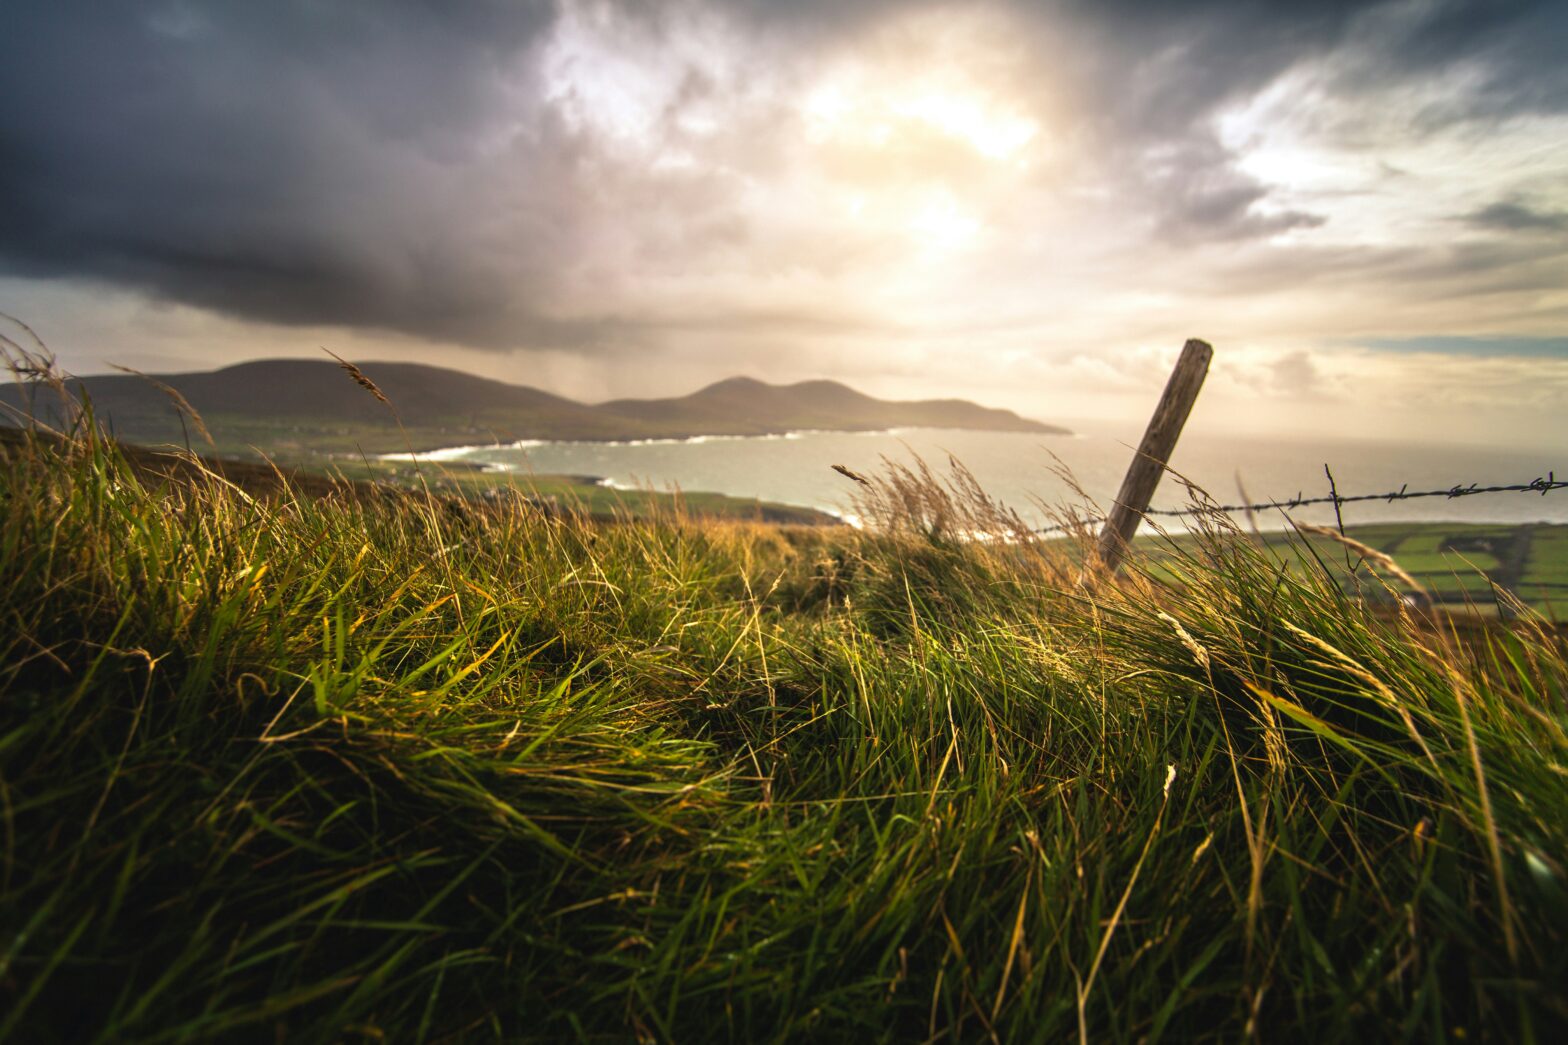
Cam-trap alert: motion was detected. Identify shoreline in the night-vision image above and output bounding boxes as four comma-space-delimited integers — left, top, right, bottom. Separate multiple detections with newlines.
378, 423, 1075, 460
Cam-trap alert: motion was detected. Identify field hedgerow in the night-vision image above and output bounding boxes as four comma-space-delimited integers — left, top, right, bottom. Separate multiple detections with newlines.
1, 409, 1565, 1042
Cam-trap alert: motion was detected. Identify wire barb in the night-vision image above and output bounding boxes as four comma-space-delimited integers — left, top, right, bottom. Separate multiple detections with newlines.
1032, 473, 1568, 535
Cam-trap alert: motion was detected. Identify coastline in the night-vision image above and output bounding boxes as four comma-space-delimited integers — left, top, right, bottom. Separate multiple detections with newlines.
379, 423, 1075, 461
375, 427, 1069, 526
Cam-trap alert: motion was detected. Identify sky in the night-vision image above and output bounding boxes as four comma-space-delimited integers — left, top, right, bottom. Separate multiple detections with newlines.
2, 0, 1565, 446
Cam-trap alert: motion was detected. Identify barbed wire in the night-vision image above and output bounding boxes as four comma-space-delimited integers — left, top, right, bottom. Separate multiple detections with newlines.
1031, 471, 1565, 535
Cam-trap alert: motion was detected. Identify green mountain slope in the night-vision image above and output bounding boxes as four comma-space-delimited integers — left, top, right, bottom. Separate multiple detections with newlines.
598, 375, 1060, 436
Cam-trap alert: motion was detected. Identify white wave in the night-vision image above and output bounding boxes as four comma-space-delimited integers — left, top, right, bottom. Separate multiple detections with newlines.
379, 445, 483, 463
379, 437, 546, 462
377, 427, 935, 459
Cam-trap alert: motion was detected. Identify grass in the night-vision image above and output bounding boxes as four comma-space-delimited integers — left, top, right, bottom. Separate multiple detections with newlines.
1, 407, 1566, 1041
1142, 522, 1568, 616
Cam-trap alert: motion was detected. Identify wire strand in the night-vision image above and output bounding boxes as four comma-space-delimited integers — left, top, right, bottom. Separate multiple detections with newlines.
1032, 471, 1564, 535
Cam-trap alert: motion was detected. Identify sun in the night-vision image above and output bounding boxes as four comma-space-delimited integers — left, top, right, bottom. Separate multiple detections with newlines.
801, 56, 1039, 257
889, 86, 1038, 160
803, 74, 1039, 163
907, 189, 982, 254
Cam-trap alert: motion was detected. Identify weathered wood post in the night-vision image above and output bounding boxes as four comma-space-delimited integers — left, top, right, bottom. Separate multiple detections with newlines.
1095, 338, 1213, 572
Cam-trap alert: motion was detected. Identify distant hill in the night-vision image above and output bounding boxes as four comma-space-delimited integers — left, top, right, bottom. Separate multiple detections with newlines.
0, 359, 1069, 454
598, 376, 1061, 436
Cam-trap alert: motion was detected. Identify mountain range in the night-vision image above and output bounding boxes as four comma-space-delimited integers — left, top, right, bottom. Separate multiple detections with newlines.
0, 359, 1068, 453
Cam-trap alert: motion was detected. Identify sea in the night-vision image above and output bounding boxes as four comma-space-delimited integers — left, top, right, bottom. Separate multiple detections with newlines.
392, 418, 1568, 531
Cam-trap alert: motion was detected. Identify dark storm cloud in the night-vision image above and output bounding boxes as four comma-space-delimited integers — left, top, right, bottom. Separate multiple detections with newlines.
1053, 0, 1375, 132
1050, 0, 1568, 127
1466, 201, 1568, 233
1342, 0, 1568, 121
0, 0, 571, 345
1, 0, 1563, 346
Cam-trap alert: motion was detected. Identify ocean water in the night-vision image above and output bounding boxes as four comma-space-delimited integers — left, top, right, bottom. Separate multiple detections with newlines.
395, 419, 1568, 530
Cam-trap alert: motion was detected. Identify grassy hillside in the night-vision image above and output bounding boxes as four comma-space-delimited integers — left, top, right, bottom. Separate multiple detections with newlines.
2, 423, 1565, 1041
1146, 521, 1568, 618
0, 360, 1067, 454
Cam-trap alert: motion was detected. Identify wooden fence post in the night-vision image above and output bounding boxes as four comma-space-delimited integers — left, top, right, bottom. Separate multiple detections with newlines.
1095, 338, 1213, 572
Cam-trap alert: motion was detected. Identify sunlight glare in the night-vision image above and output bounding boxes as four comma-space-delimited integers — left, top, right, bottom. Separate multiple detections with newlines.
803, 71, 1039, 162
892, 88, 1037, 159
908, 189, 981, 253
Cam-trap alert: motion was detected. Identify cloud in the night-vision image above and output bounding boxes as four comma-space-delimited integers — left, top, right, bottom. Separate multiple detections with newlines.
1465, 201, 1568, 233
0, 0, 570, 345
1335, 0, 1568, 123
1268, 350, 1324, 396
1357, 336, 1568, 359
1135, 135, 1328, 242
